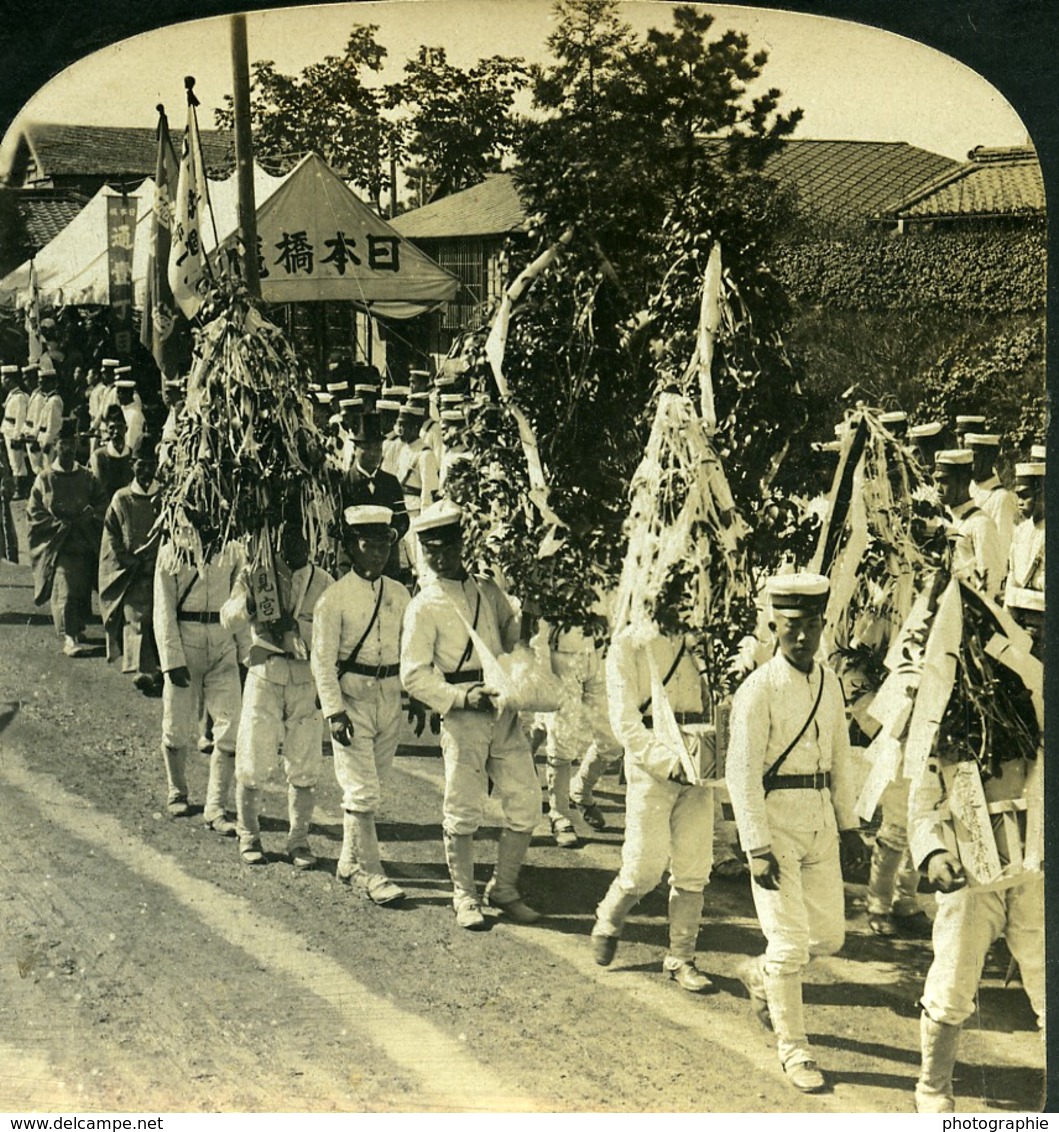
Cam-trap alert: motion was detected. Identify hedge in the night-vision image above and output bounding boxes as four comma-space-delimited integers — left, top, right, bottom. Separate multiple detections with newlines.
773, 221, 1045, 315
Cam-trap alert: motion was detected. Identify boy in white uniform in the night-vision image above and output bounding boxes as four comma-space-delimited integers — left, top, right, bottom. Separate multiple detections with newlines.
401, 499, 541, 930
312, 505, 411, 904
223, 518, 333, 867
727, 573, 866, 1094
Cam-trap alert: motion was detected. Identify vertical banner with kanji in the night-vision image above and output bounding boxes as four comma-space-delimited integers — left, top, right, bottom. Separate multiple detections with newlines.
106, 196, 138, 357
142, 105, 190, 384
24, 260, 42, 364
169, 78, 210, 319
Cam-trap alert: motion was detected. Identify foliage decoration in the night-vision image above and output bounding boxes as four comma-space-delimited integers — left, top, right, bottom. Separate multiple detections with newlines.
156, 289, 337, 570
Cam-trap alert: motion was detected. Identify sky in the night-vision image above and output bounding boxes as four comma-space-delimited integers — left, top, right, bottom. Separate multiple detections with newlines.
2, 0, 1030, 164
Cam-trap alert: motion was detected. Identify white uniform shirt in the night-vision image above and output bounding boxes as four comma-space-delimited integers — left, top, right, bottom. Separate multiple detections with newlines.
394, 437, 440, 513
605, 628, 708, 782
311, 570, 410, 719
36, 392, 63, 452
380, 433, 400, 477
972, 476, 1019, 551
88, 384, 109, 435
222, 562, 334, 686
122, 403, 146, 455
401, 574, 519, 716
948, 498, 1004, 599
153, 543, 244, 672
726, 652, 857, 853
2, 387, 27, 441
1005, 516, 1045, 613
22, 388, 44, 444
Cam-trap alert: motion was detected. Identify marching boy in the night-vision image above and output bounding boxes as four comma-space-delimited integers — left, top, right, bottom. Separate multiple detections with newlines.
222, 515, 334, 867
591, 621, 717, 992
154, 527, 244, 826
727, 573, 866, 1094
311, 504, 411, 904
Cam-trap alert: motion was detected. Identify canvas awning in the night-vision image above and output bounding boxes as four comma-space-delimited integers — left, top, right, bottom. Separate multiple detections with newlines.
228, 153, 459, 318
0, 163, 291, 308
0, 153, 457, 319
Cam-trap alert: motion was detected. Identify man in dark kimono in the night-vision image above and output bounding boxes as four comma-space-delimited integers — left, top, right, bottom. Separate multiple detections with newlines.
26, 417, 106, 656
99, 437, 162, 690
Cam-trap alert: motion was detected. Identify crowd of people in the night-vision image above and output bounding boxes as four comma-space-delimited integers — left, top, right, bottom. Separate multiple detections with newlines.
0, 348, 1046, 1113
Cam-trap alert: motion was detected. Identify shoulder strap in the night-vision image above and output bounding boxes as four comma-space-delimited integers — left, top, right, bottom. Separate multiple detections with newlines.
453, 585, 482, 673
175, 569, 199, 614
762, 668, 826, 787
639, 639, 685, 715
337, 580, 385, 677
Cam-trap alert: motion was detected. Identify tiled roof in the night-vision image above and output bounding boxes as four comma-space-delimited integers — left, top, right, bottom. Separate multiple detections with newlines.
879, 144, 1044, 220
753, 139, 959, 221
390, 174, 528, 239
392, 140, 959, 238
18, 194, 85, 249
18, 122, 233, 179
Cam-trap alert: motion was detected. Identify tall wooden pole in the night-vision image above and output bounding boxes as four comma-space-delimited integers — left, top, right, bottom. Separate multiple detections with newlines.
230, 14, 259, 297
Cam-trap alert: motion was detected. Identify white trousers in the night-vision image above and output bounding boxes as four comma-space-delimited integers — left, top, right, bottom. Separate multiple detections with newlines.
161, 626, 241, 752
235, 668, 323, 789
616, 760, 714, 894
749, 798, 845, 976
4, 436, 26, 478
440, 708, 540, 836
331, 673, 403, 812
921, 873, 1045, 1028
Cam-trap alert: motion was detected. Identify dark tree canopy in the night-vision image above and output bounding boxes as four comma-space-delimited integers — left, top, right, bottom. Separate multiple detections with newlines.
449, 0, 808, 635
384, 47, 530, 208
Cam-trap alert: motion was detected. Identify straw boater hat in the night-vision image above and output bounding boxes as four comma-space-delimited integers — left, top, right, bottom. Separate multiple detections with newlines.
1, 364, 18, 376
386, 384, 410, 401
376, 398, 401, 414
1030, 445, 1046, 462
766, 573, 829, 618
440, 409, 465, 424
1016, 462, 1045, 482
963, 433, 1000, 449
325, 381, 346, 396
934, 449, 974, 474
908, 421, 942, 439
955, 414, 987, 430
398, 402, 425, 419
879, 411, 907, 425
412, 498, 463, 543
343, 504, 394, 537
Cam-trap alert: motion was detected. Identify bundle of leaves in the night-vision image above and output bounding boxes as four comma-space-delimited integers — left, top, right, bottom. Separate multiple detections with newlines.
611, 390, 753, 676
934, 582, 1040, 779
156, 289, 337, 570
820, 408, 946, 700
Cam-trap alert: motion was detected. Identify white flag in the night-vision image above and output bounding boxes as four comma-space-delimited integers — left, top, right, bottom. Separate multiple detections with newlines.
695, 241, 723, 430
168, 86, 210, 318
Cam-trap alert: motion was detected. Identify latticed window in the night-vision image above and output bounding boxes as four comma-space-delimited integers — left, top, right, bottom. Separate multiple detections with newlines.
434, 238, 492, 330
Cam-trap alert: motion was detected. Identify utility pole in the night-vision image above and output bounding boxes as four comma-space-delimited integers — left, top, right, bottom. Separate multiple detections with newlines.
231, 14, 259, 297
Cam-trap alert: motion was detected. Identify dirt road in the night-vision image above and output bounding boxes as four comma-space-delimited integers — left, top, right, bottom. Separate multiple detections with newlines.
0, 523, 1046, 1114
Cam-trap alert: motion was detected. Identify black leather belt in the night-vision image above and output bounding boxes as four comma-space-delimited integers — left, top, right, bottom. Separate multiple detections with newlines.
177, 610, 221, 624
445, 668, 483, 685
643, 711, 708, 729
765, 771, 831, 793
343, 661, 401, 679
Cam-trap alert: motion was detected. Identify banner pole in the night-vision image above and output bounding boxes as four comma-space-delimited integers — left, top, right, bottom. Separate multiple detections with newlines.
230, 13, 259, 298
